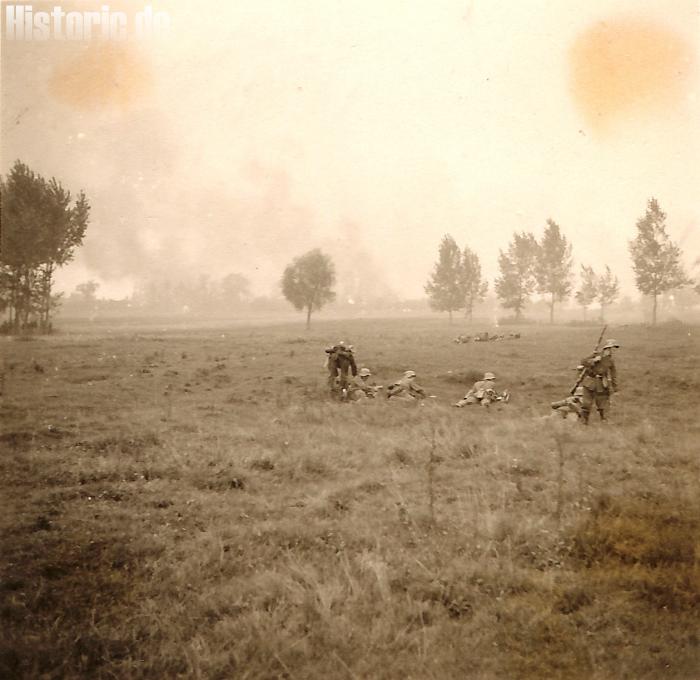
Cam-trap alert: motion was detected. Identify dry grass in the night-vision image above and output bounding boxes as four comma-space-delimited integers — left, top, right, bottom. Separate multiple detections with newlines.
1, 318, 699, 679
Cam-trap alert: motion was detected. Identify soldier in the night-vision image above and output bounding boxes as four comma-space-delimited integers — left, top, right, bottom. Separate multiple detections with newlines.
579, 339, 619, 423
386, 370, 427, 402
325, 341, 357, 397
551, 386, 584, 419
346, 367, 383, 402
453, 372, 510, 407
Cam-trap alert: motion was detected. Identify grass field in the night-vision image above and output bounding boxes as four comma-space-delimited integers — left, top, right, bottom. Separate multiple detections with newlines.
1, 318, 699, 679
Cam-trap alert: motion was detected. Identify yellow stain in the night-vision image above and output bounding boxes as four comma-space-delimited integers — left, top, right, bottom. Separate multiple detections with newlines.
49, 43, 152, 111
569, 17, 695, 131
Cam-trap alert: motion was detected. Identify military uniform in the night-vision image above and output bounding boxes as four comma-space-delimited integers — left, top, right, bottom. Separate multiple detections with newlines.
348, 369, 382, 402
454, 372, 509, 407
579, 340, 619, 423
325, 342, 357, 394
386, 371, 427, 402
551, 394, 583, 419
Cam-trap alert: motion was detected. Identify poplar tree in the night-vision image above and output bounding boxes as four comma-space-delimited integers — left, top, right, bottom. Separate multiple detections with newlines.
535, 219, 573, 323
424, 234, 465, 323
461, 245, 488, 323
0, 160, 89, 332
597, 265, 620, 322
575, 264, 597, 321
629, 198, 691, 325
494, 231, 538, 320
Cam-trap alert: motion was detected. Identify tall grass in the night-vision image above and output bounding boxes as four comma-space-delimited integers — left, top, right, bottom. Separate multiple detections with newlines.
1, 320, 698, 678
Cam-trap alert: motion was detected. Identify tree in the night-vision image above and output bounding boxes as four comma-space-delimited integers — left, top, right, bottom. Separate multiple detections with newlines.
575, 264, 597, 321
424, 235, 465, 323
0, 160, 89, 332
535, 219, 573, 323
629, 198, 692, 325
281, 248, 336, 328
597, 265, 619, 322
220, 272, 251, 308
76, 280, 100, 302
494, 231, 538, 320
461, 245, 488, 323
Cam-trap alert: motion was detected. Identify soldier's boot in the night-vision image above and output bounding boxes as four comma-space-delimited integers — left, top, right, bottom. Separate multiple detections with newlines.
580, 409, 590, 425
598, 409, 606, 422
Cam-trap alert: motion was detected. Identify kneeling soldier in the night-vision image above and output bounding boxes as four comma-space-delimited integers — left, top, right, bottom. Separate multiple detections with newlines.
348, 367, 382, 401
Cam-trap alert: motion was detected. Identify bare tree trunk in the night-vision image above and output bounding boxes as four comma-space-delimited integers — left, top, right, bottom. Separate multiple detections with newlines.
549, 293, 554, 324
448, 309, 453, 324
305, 305, 312, 329
652, 294, 657, 325
41, 263, 54, 330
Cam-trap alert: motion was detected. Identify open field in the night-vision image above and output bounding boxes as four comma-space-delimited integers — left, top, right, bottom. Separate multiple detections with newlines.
1, 318, 699, 679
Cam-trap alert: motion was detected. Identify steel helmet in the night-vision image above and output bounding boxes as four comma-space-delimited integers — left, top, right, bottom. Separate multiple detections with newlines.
574, 386, 585, 397
404, 370, 416, 378
484, 372, 496, 380
359, 368, 371, 377
602, 339, 620, 350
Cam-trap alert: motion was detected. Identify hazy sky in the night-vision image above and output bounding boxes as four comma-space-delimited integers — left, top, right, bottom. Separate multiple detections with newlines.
2, 0, 698, 300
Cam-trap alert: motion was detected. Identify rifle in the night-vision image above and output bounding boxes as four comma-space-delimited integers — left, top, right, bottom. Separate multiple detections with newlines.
570, 325, 607, 395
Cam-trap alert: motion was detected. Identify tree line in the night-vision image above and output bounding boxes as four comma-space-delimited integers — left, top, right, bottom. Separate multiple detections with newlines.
1, 161, 89, 333
0, 158, 695, 332
423, 199, 692, 325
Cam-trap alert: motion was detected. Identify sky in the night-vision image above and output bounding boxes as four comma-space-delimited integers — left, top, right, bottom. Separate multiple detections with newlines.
1, 0, 698, 301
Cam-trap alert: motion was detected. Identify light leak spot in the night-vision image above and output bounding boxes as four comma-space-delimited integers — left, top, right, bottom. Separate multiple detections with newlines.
49, 42, 152, 110
569, 17, 695, 132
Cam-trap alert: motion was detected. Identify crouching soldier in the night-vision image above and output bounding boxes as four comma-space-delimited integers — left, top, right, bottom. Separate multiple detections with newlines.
579, 339, 620, 423
386, 370, 427, 402
325, 341, 358, 397
551, 386, 584, 420
348, 367, 383, 402
453, 372, 510, 407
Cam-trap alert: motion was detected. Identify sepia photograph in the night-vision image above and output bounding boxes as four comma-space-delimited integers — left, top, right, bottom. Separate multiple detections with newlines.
1, 1, 699, 677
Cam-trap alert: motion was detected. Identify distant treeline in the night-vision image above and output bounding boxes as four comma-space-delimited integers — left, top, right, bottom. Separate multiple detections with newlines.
1, 158, 698, 333
424, 201, 695, 325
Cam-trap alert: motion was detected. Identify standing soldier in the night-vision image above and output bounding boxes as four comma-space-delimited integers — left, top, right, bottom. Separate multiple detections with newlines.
579, 339, 620, 423
386, 370, 427, 402
325, 341, 358, 397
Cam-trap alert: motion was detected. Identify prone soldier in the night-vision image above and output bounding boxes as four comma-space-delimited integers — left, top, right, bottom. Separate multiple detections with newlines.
386, 370, 427, 402
453, 372, 510, 407
551, 386, 584, 420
